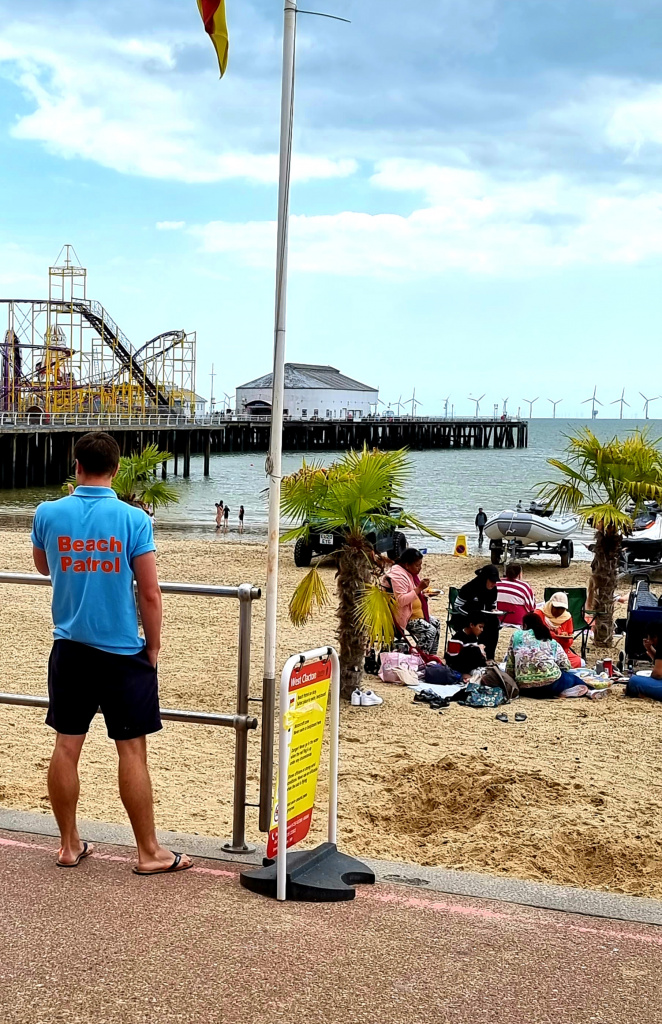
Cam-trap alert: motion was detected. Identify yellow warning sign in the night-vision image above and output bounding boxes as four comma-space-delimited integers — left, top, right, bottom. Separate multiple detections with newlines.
453, 534, 468, 557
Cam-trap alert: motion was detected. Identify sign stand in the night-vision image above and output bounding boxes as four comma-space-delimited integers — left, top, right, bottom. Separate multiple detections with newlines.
240, 646, 375, 902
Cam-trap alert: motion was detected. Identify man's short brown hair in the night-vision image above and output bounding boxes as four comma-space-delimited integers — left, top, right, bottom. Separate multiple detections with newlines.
74, 432, 121, 476
505, 562, 522, 580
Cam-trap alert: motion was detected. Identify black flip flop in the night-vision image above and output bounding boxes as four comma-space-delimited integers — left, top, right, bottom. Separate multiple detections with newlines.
56, 841, 93, 868
132, 852, 193, 876
514, 713, 527, 723
495, 713, 509, 723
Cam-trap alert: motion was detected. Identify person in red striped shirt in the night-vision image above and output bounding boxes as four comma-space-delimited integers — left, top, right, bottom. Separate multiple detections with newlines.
496, 563, 536, 626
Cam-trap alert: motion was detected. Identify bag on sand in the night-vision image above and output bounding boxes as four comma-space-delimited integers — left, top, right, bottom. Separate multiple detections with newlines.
481, 665, 519, 700
378, 651, 423, 683
462, 673, 508, 709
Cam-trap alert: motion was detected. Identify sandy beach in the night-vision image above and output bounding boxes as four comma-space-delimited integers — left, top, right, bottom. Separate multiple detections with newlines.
1, 529, 661, 898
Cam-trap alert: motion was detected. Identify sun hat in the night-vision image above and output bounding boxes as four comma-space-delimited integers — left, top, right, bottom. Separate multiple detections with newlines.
541, 591, 572, 624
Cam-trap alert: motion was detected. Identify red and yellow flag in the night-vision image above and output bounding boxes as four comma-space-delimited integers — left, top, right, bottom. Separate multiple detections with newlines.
197, 0, 229, 77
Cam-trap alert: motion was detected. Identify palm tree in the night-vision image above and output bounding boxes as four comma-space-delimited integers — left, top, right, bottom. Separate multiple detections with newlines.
112, 444, 179, 511
64, 444, 179, 511
282, 447, 440, 699
539, 428, 662, 645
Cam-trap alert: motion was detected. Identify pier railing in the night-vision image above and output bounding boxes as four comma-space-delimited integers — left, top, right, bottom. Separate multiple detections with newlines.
0, 411, 526, 429
0, 572, 264, 854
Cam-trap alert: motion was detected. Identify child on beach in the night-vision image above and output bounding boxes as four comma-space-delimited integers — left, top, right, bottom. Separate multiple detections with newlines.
239, 506, 245, 534
223, 504, 230, 532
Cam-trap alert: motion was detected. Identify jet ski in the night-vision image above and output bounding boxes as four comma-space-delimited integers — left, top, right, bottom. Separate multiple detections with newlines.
622, 503, 662, 567
484, 501, 578, 567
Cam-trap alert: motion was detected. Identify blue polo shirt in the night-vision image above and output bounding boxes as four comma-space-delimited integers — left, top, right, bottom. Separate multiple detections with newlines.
32, 487, 156, 655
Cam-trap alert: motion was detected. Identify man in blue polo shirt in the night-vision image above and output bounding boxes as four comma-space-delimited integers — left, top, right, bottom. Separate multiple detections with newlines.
32, 431, 192, 876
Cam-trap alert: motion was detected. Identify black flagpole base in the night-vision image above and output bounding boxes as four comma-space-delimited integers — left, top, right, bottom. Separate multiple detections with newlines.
239, 842, 375, 902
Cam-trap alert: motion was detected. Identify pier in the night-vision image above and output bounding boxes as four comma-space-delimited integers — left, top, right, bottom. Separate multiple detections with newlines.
0, 413, 528, 488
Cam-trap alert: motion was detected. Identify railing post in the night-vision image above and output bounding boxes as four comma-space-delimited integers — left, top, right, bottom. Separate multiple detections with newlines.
224, 583, 256, 854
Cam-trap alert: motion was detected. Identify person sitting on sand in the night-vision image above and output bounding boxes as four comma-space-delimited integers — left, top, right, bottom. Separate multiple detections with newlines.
506, 613, 586, 699
445, 614, 487, 676
535, 592, 583, 668
454, 565, 501, 660
496, 562, 535, 626
383, 548, 441, 654
626, 629, 662, 700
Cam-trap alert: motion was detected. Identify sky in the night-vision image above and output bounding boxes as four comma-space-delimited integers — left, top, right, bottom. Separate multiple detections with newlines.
1, 0, 662, 418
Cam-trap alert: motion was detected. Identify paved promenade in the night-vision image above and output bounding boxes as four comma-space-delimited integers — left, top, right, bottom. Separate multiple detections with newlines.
1, 827, 660, 1024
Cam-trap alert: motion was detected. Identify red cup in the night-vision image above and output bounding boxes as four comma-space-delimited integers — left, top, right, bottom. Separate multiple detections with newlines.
603, 658, 613, 677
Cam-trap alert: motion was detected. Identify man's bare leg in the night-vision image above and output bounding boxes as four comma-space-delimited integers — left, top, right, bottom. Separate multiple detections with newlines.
116, 736, 192, 872
48, 733, 92, 864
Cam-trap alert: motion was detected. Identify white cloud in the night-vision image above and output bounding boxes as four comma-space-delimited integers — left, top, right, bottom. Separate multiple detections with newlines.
0, 20, 357, 185
193, 160, 662, 277
156, 221, 186, 231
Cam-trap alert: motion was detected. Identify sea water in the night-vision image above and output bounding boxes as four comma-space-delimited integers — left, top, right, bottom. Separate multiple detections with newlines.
0, 419, 657, 558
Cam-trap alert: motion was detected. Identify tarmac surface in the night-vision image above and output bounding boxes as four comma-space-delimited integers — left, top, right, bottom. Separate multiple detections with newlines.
2, 828, 662, 1024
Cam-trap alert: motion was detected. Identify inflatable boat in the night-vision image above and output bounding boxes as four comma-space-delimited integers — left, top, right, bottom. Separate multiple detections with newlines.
484, 502, 578, 567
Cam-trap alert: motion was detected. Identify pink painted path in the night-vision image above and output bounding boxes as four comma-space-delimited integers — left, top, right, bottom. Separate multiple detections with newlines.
0, 829, 659, 1023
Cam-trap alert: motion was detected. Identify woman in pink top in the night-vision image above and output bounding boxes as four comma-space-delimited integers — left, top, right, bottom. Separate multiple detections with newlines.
385, 548, 441, 653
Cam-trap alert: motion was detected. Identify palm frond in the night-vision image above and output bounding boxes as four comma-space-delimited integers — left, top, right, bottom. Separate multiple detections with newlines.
539, 427, 662, 535
356, 585, 396, 645
288, 568, 330, 627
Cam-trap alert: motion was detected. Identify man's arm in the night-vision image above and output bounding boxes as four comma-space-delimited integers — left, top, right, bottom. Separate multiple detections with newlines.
133, 551, 162, 667
32, 545, 50, 576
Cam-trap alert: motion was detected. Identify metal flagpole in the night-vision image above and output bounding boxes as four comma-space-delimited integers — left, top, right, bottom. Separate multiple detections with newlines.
259, 0, 298, 832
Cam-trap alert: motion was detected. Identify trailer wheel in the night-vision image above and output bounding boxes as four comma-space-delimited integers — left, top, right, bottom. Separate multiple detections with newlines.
389, 531, 407, 561
560, 543, 571, 569
294, 538, 313, 567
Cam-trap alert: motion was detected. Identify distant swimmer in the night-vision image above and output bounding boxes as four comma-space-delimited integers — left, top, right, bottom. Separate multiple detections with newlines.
239, 505, 245, 534
223, 504, 230, 533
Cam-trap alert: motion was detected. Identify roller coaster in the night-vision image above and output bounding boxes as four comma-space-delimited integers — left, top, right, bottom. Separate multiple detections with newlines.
1, 245, 196, 415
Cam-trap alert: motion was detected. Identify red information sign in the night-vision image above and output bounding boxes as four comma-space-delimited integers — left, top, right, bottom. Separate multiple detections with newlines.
267, 658, 332, 858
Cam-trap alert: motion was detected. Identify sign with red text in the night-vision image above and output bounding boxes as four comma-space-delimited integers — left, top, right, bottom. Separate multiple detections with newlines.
267, 658, 332, 858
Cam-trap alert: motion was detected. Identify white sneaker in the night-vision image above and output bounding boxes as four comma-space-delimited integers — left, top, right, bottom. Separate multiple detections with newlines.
360, 689, 383, 707
350, 688, 363, 706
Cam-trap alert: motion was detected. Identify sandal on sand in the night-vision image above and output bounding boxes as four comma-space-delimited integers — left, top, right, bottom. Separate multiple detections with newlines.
514, 713, 527, 722
495, 713, 509, 723
133, 852, 193, 876
56, 841, 94, 868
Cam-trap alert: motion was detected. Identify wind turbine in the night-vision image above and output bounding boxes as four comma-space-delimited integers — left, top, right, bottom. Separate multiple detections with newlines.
442, 396, 450, 418
468, 394, 485, 417
548, 398, 562, 419
611, 389, 630, 420
523, 397, 539, 418
582, 386, 602, 419
223, 391, 233, 414
640, 393, 660, 420
395, 395, 406, 416
502, 398, 509, 417
406, 389, 422, 417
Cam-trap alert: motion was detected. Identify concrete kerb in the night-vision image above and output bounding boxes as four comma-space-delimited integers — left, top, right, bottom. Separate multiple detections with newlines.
3, 807, 662, 927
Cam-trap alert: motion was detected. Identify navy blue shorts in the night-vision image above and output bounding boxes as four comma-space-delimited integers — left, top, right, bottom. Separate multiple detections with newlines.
47, 639, 162, 741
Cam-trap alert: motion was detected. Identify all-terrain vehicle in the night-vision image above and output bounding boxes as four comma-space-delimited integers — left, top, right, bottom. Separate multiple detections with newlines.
293, 511, 408, 567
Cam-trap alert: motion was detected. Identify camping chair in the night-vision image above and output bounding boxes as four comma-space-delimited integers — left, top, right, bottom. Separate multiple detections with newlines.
543, 587, 591, 659
444, 586, 460, 651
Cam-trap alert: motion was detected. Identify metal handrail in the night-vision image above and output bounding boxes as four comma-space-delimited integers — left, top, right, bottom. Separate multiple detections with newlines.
0, 572, 262, 854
